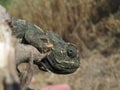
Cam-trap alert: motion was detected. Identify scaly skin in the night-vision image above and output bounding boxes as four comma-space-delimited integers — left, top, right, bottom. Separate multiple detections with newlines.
12, 18, 80, 74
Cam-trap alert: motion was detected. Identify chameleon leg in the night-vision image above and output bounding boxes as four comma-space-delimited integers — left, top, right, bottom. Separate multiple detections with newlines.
40, 38, 53, 53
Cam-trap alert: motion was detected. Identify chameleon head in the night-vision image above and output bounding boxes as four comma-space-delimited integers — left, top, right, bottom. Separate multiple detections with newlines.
39, 31, 80, 74
45, 43, 80, 74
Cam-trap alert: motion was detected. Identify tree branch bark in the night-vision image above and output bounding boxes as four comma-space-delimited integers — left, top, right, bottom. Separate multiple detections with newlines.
15, 43, 47, 65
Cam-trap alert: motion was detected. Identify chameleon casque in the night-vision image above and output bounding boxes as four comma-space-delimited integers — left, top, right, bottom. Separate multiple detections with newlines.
11, 18, 80, 74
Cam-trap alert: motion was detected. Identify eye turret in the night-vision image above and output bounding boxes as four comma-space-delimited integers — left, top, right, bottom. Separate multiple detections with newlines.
67, 44, 77, 58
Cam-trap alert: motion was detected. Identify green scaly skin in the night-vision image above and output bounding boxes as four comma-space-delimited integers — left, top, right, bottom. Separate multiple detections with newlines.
12, 18, 80, 74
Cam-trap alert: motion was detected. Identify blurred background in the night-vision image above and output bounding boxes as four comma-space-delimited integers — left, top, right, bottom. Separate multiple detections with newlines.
0, 0, 120, 90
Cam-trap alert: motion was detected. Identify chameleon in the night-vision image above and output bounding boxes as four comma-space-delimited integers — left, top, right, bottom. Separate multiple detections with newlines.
11, 18, 80, 74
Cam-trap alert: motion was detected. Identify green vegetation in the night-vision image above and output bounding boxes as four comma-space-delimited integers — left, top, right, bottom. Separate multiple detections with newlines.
0, 0, 22, 9
0, 0, 11, 8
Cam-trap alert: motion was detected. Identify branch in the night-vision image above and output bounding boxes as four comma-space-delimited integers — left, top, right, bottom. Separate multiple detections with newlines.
15, 43, 47, 65
15, 43, 47, 90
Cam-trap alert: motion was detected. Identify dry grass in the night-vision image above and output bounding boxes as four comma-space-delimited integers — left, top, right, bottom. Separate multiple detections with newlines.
5, 0, 120, 90
8, 0, 120, 56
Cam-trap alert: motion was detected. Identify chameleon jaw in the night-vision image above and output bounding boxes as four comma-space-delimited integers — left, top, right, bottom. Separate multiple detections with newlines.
41, 58, 79, 74
35, 53, 80, 74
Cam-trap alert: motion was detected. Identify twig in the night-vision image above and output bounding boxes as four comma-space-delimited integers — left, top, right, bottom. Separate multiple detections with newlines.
15, 43, 47, 65
15, 44, 48, 90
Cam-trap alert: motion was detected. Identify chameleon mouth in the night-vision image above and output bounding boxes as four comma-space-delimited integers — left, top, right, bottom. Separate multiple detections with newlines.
45, 50, 80, 74
34, 57, 78, 74
35, 57, 78, 74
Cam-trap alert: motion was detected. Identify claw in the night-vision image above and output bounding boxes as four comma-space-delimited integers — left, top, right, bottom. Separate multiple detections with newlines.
44, 43, 53, 53
40, 37, 53, 53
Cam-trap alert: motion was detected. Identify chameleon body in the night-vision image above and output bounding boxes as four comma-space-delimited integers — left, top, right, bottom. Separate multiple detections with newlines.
11, 18, 80, 74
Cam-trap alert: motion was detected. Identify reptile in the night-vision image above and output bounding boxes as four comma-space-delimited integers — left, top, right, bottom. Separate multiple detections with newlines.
11, 18, 80, 74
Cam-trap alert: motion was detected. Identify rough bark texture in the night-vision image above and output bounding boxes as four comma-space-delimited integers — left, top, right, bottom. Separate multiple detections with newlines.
15, 43, 47, 65
15, 43, 47, 90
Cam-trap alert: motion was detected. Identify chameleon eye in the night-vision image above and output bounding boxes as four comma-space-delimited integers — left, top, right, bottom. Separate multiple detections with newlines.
67, 44, 77, 58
